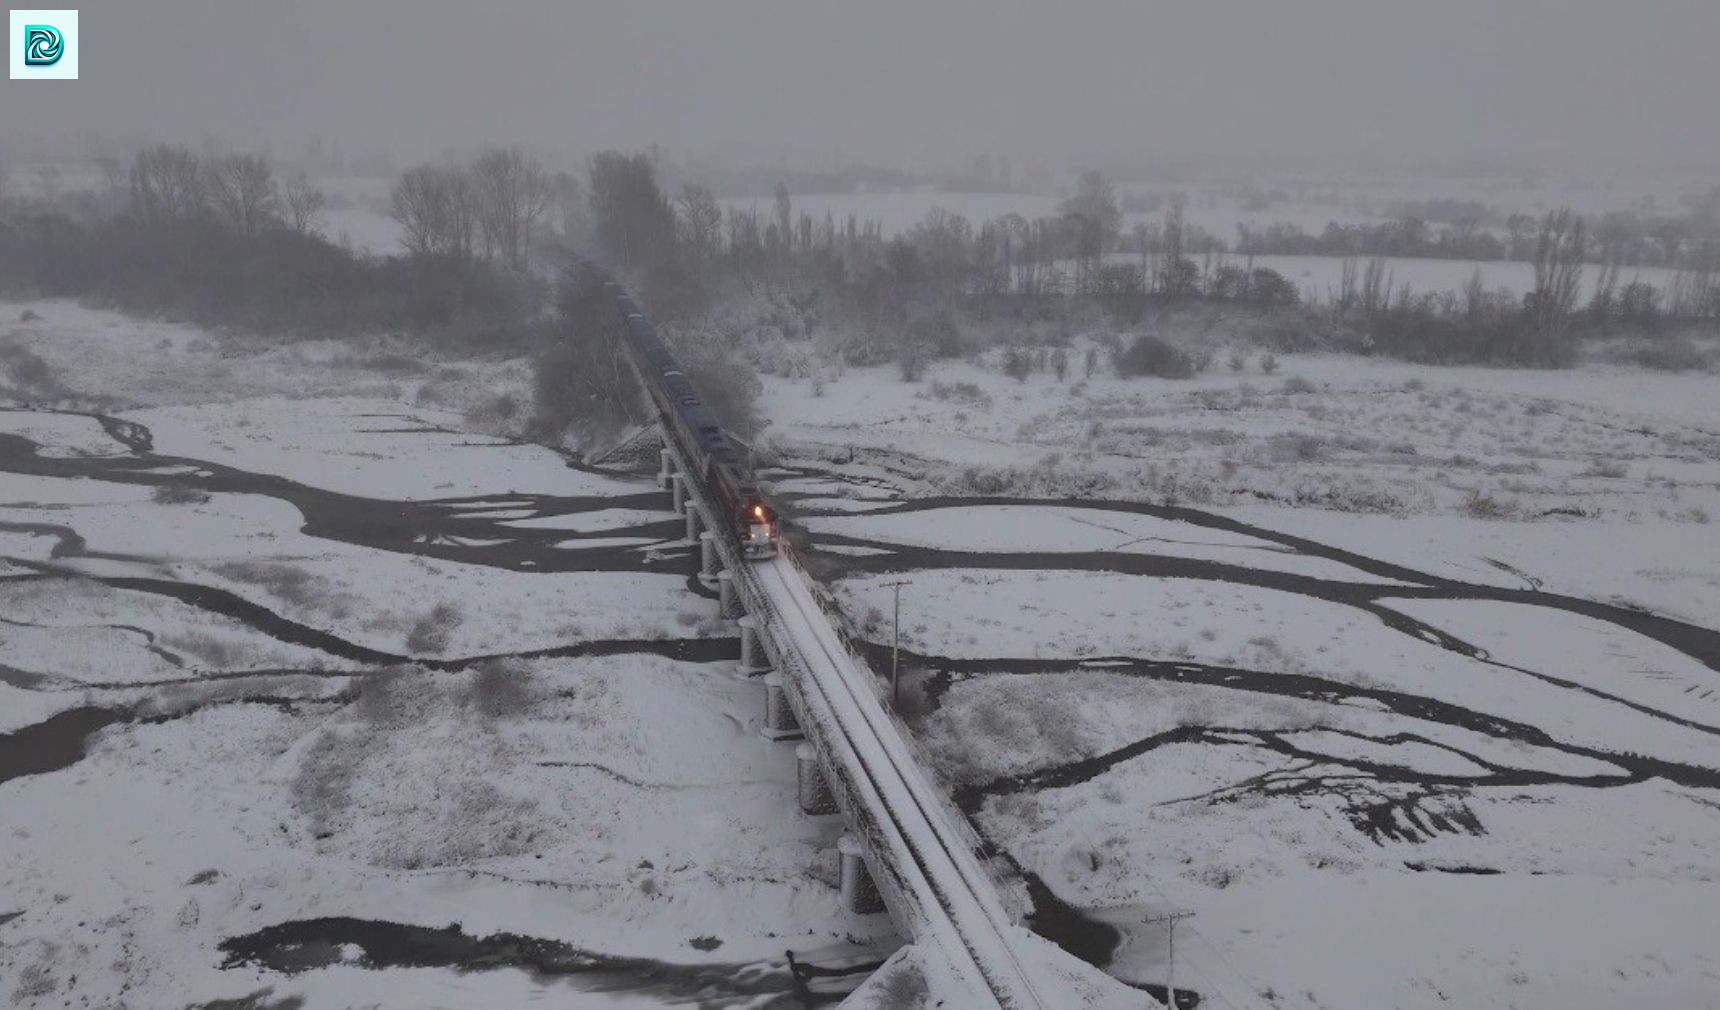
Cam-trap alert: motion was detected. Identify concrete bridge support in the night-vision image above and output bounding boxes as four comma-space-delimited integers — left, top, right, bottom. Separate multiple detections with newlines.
716, 570, 741, 620
837, 834, 885, 915
735, 616, 770, 678
658, 447, 673, 490
796, 743, 839, 816
671, 472, 687, 514
687, 504, 704, 548
698, 531, 719, 585
759, 672, 802, 740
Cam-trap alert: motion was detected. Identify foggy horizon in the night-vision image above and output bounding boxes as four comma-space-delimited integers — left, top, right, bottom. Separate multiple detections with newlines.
6, 0, 1720, 179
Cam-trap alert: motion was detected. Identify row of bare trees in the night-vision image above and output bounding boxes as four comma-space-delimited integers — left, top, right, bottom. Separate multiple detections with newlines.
389, 147, 574, 270
127, 144, 326, 238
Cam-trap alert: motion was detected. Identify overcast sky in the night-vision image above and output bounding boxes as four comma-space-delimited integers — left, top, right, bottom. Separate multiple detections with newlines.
7, 0, 1720, 173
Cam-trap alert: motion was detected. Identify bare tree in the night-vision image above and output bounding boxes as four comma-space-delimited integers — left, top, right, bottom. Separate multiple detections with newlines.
208, 155, 280, 238
676, 184, 723, 262
282, 172, 327, 236
470, 146, 552, 269
587, 150, 676, 270
1360, 255, 1392, 317
551, 170, 584, 240
1061, 170, 1121, 290
1529, 208, 1585, 347
772, 182, 792, 255
130, 144, 207, 225
390, 163, 475, 258
1505, 213, 1537, 260
94, 156, 125, 212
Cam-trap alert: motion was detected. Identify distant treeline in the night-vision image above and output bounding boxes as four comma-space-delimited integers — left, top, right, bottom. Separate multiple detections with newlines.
1234, 200, 1720, 271
3, 144, 1717, 386
0, 143, 572, 346
575, 157, 1720, 372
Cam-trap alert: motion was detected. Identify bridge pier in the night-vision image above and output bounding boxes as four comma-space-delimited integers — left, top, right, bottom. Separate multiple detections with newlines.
759, 672, 802, 740
796, 743, 838, 815
658, 447, 673, 490
671, 472, 687, 514
837, 834, 885, 915
698, 531, 719, 585
716, 570, 740, 620
687, 505, 704, 548
734, 616, 770, 678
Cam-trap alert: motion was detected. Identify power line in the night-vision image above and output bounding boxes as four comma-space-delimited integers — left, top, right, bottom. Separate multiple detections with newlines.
879, 579, 909, 708
1142, 910, 1195, 1009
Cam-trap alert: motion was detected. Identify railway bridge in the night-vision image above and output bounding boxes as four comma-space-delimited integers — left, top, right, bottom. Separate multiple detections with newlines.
612, 281, 1149, 1008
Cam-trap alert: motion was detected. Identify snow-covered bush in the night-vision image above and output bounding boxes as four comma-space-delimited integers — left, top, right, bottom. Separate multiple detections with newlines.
1116, 333, 1201, 379
405, 602, 462, 655
467, 659, 535, 719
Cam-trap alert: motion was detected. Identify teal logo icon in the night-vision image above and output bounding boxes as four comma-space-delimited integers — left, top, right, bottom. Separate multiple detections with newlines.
25, 24, 63, 65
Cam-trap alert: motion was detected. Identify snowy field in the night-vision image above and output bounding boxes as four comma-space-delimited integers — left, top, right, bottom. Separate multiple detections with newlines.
6, 288, 1718, 1008
0, 302, 892, 1008
757, 342, 1720, 1008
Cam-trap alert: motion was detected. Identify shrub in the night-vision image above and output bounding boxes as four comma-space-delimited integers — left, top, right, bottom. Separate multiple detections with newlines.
292, 727, 367, 838
165, 630, 243, 668
354, 666, 418, 727
1463, 491, 1516, 519
1605, 335, 1715, 372
465, 393, 521, 434
1270, 433, 1327, 461
405, 603, 462, 654
928, 380, 990, 406
0, 343, 68, 398
1280, 375, 1317, 394
468, 659, 534, 719
1115, 334, 1199, 379
1260, 353, 1280, 374
328, 350, 426, 376
152, 479, 211, 505
1001, 347, 1033, 381
898, 345, 925, 382
212, 561, 321, 607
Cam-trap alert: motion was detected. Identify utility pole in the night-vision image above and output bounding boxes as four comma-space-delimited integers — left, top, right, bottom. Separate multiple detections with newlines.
880, 580, 908, 709
1143, 910, 1194, 1009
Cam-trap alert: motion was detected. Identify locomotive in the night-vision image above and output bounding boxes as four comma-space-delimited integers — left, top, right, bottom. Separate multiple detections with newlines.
602, 279, 779, 559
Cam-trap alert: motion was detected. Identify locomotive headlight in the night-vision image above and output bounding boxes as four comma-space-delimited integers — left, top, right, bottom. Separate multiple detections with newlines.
753, 505, 766, 520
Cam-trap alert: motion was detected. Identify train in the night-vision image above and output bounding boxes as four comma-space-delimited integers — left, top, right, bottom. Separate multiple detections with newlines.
602, 278, 780, 559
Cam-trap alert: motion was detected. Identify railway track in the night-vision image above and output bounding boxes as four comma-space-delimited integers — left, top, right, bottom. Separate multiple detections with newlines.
590, 258, 1144, 1006
664, 438, 1143, 1008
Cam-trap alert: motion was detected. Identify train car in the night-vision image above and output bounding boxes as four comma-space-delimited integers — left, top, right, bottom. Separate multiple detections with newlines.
708, 459, 778, 558
604, 280, 779, 559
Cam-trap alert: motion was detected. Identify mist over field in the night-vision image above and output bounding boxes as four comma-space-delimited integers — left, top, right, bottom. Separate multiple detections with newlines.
3, 4, 1719, 1010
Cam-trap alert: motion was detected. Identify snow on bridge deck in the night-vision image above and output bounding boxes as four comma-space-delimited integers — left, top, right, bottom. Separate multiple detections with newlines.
663, 432, 1145, 1008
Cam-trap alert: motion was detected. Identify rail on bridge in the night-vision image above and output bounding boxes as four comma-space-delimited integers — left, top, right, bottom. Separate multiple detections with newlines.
653, 430, 1149, 1009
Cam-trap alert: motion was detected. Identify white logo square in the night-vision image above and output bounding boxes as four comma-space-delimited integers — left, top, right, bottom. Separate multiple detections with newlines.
10, 9, 78, 79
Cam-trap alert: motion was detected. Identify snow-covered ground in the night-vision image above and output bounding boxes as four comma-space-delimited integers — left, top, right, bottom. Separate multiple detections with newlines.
758, 342, 1720, 1008
0, 302, 891, 1008
8, 288, 1719, 1008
